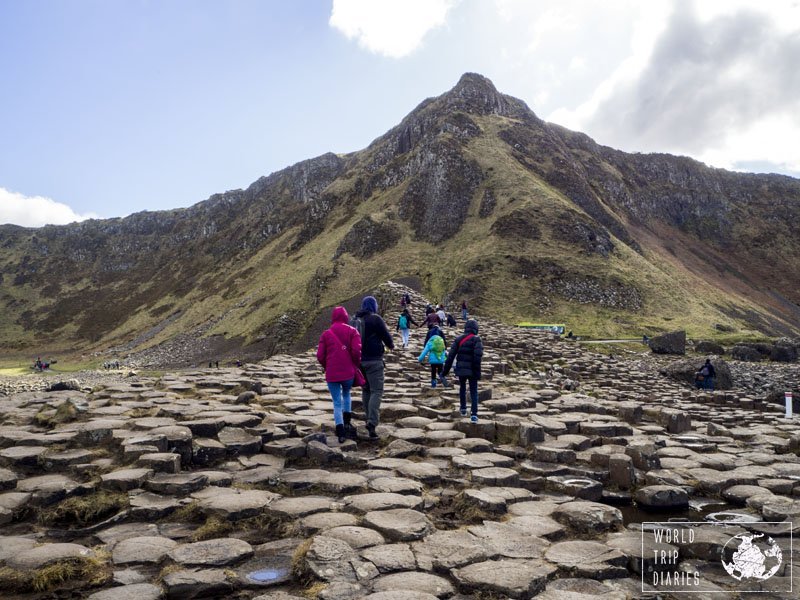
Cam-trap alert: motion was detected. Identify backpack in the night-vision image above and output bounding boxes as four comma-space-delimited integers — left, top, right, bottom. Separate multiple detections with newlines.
446, 313, 456, 327
350, 315, 365, 340
700, 365, 710, 377
399, 314, 408, 329
431, 335, 446, 361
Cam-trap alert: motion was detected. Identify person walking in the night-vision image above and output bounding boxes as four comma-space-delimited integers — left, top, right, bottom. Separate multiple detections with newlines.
442, 319, 484, 422
461, 300, 468, 321
396, 307, 418, 349
419, 333, 448, 388
316, 306, 362, 443
424, 322, 447, 348
436, 304, 447, 326
423, 309, 441, 329
352, 296, 394, 439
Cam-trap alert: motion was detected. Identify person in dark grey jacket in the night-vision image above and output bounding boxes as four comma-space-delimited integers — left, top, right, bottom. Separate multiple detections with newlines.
442, 319, 483, 422
353, 296, 394, 438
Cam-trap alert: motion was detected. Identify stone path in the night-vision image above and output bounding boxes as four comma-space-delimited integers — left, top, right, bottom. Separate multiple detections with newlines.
0, 283, 798, 598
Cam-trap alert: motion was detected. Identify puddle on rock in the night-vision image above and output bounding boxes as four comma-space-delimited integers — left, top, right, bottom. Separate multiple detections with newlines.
617, 497, 740, 526
244, 565, 291, 586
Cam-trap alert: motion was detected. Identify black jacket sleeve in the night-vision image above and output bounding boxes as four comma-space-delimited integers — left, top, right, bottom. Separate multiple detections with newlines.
442, 338, 458, 376
377, 316, 394, 350
473, 336, 484, 379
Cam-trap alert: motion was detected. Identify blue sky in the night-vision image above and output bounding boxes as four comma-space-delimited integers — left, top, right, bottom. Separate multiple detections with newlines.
1, 0, 799, 226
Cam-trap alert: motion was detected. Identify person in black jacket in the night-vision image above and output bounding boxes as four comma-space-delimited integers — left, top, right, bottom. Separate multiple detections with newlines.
424, 323, 447, 348
695, 358, 716, 391
353, 296, 394, 438
442, 319, 483, 422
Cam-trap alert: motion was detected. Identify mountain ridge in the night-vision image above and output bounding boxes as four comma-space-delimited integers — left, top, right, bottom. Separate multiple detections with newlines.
1, 72, 798, 363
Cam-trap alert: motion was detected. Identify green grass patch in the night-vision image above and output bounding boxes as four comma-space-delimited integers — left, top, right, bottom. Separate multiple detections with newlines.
39, 491, 129, 527
0, 552, 111, 594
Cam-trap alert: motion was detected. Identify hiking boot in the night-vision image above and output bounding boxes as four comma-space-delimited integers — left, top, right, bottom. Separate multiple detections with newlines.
431, 379, 437, 388
470, 415, 478, 423
335, 423, 346, 444
343, 412, 357, 440
440, 376, 449, 388
367, 424, 379, 440
460, 408, 467, 417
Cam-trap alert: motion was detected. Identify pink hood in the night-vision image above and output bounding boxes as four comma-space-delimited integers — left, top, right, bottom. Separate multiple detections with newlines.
332, 306, 349, 324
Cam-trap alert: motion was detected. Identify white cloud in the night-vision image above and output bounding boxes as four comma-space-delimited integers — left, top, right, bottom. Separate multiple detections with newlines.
329, 0, 458, 58
542, 1, 800, 177
0, 187, 98, 227
698, 114, 800, 174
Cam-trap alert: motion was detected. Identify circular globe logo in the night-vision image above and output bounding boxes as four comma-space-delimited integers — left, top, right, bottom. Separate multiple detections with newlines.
721, 533, 783, 581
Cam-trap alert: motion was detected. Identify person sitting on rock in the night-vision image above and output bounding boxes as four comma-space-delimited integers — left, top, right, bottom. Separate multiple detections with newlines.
442, 319, 484, 423
419, 333, 448, 388
695, 359, 716, 391
396, 307, 418, 350
316, 306, 362, 443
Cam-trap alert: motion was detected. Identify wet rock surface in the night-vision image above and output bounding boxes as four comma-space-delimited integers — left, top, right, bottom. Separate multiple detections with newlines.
0, 285, 798, 598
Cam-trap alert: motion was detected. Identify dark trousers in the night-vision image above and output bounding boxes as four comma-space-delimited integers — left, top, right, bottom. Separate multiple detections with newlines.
430, 364, 443, 380
459, 376, 478, 416
361, 360, 384, 427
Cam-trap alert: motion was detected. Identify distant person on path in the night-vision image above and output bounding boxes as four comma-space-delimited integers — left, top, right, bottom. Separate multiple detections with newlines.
396, 307, 418, 350
424, 322, 447, 348
352, 296, 394, 439
403, 292, 411, 307
423, 309, 441, 328
461, 301, 468, 321
443, 319, 484, 422
695, 359, 716, 391
419, 333, 448, 388
317, 306, 362, 443
436, 305, 447, 325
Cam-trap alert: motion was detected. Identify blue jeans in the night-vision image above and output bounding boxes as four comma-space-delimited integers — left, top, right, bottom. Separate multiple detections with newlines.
327, 379, 353, 425
400, 328, 410, 347
459, 376, 478, 416
704, 377, 715, 391
461, 309, 468, 320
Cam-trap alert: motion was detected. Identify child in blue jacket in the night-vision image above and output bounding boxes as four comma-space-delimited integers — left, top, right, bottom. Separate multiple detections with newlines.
419, 334, 448, 388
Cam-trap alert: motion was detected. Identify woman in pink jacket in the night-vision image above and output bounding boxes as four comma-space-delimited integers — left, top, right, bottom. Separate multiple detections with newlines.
316, 306, 362, 443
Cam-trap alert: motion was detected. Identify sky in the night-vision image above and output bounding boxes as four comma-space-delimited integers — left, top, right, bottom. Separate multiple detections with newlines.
1, 0, 799, 227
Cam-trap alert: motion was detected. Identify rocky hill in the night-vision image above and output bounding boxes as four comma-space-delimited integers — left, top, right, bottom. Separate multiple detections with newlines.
1, 73, 799, 363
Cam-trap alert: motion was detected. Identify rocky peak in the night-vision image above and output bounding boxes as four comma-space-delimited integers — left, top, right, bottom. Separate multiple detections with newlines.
443, 72, 516, 117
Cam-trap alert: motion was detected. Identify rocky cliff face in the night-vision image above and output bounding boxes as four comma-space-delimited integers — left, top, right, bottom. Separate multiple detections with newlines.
1, 72, 799, 360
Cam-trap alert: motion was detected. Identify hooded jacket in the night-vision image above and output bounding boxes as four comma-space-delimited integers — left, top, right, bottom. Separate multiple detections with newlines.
424, 325, 447, 348
354, 296, 394, 362
443, 319, 483, 379
316, 306, 362, 383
